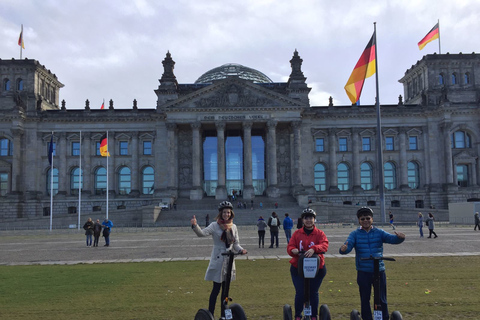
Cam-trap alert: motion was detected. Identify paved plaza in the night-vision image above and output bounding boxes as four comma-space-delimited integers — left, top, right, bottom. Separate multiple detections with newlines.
1, 225, 479, 266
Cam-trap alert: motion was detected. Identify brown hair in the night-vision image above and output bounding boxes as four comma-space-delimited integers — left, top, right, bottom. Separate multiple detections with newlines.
215, 208, 235, 220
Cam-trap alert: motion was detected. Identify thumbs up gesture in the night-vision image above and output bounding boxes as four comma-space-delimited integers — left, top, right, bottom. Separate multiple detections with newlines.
340, 241, 349, 253
190, 215, 197, 226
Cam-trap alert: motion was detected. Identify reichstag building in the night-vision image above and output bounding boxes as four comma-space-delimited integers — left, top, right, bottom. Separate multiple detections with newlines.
1, 50, 480, 224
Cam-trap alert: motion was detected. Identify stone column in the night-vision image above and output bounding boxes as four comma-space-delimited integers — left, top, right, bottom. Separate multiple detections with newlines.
292, 121, 303, 187
131, 133, 139, 195
190, 123, 203, 200
215, 122, 227, 199
58, 132, 67, 196
166, 123, 178, 195
352, 129, 362, 193
10, 128, 23, 194
242, 121, 254, 200
443, 124, 455, 186
399, 129, 409, 190
266, 120, 279, 197
83, 132, 92, 195
24, 130, 39, 199
328, 129, 339, 192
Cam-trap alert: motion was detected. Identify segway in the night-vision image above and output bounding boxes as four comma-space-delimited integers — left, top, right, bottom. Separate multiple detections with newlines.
350, 256, 402, 320
194, 250, 247, 320
284, 252, 331, 320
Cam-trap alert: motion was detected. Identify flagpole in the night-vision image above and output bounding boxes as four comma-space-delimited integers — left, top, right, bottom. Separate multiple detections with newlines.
373, 22, 386, 224
437, 19, 441, 54
78, 131, 82, 230
106, 131, 109, 220
50, 131, 54, 231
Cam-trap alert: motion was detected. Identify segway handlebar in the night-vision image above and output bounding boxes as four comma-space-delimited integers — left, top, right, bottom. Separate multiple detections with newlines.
221, 250, 245, 256
361, 255, 396, 262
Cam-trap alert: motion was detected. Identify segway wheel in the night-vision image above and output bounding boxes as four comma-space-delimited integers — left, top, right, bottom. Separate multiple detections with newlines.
194, 308, 214, 320
391, 311, 403, 320
350, 309, 361, 320
283, 304, 293, 320
229, 303, 247, 320
319, 304, 331, 320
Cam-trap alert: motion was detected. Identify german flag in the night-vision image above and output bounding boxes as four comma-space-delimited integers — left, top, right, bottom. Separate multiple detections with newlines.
18, 24, 25, 49
418, 23, 439, 50
344, 32, 376, 105
99, 134, 110, 157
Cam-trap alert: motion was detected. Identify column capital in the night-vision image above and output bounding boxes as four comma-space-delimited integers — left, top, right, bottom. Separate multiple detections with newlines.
267, 120, 277, 129
291, 121, 302, 129
10, 128, 24, 137
242, 121, 253, 129
191, 123, 202, 130
166, 122, 177, 131
216, 122, 226, 130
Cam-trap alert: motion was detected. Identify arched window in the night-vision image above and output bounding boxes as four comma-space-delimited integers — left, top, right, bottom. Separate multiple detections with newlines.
457, 164, 469, 187
70, 167, 83, 194
438, 74, 444, 85
360, 162, 373, 190
451, 131, 471, 149
337, 163, 350, 191
314, 163, 326, 191
46, 168, 59, 196
142, 166, 154, 194
0, 138, 13, 156
451, 73, 457, 85
16, 79, 24, 91
464, 73, 470, 84
94, 167, 107, 195
118, 167, 131, 195
3, 79, 11, 91
408, 161, 420, 189
384, 162, 396, 190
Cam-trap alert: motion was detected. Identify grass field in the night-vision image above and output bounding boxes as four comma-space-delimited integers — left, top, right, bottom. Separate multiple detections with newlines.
0, 256, 478, 319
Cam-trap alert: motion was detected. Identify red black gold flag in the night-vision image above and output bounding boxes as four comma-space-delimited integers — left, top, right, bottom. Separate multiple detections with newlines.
18, 25, 25, 49
418, 23, 439, 50
99, 134, 110, 157
344, 32, 376, 104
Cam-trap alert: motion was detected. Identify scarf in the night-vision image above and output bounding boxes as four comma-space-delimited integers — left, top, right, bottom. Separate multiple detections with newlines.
217, 218, 235, 246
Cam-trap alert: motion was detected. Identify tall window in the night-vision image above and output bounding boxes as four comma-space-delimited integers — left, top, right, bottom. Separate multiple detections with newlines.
17, 79, 24, 91
360, 162, 373, 190
95, 142, 101, 156
71, 142, 80, 156
438, 74, 444, 85
314, 163, 326, 191
142, 166, 154, 194
451, 73, 457, 85
451, 131, 471, 149
94, 167, 107, 195
384, 162, 396, 190
143, 141, 152, 155
70, 167, 83, 194
118, 167, 131, 194
385, 136, 394, 151
457, 164, 469, 187
362, 137, 371, 151
339, 137, 348, 152
464, 73, 470, 84
0, 139, 13, 156
46, 168, 59, 196
3, 79, 10, 91
409, 136, 418, 150
315, 138, 324, 152
408, 161, 420, 189
337, 163, 350, 191
119, 141, 128, 155
0, 172, 8, 196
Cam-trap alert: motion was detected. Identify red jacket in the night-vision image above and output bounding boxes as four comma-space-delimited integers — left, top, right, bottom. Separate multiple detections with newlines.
287, 226, 329, 268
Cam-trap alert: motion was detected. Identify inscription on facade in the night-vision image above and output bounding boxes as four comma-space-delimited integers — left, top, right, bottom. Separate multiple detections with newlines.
200, 114, 269, 121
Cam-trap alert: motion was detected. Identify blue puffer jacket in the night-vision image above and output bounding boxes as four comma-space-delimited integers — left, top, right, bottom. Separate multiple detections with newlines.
339, 226, 404, 272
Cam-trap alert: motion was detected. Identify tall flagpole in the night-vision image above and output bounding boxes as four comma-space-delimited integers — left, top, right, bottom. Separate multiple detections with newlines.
106, 131, 109, 220
437, 19, 441, 54
78, 131, 82, 230
50, 132, 54, 231
373, 22, 386, 224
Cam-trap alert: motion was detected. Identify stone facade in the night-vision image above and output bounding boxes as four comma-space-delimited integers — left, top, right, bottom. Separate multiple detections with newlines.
1, 52, 480, 225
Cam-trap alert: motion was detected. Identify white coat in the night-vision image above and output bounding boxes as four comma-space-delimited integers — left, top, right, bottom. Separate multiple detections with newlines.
193, 222, 244, 283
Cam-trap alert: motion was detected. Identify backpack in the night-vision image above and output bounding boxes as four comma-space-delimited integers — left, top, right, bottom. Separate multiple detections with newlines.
270, 217, 278, 226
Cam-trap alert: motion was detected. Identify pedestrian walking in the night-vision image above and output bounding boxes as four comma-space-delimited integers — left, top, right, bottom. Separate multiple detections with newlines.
425, 212, 438, 238
474, 212, 480, 231
417, 212, 424, 238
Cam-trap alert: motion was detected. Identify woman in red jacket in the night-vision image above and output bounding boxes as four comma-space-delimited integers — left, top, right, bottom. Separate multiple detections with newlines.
287, 208, 329, 320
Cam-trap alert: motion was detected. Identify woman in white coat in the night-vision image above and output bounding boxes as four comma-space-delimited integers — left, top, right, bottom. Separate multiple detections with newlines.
190, 201, 247, 317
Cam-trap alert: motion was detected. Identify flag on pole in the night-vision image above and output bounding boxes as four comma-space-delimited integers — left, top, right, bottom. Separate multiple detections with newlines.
100, 99, 105, 109
48, 135, 54, 165
418, 23, 439, 50
18, 25, 25, 49
99, 134, 110, 157
344, 31, 376, 104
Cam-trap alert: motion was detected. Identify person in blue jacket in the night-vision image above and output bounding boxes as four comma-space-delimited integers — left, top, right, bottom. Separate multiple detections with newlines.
339, 207, 405, 320
101, 218, 113, 247
283, 213, 294, 244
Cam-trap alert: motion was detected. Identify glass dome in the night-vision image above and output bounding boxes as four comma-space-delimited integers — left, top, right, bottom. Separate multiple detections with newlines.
195, 63, 273, 84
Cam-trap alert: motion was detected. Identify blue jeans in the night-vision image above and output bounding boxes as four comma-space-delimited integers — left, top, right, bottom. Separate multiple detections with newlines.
419, 226, 424, 237
290, 264, 327, 318
357, 270, 389, 320
270, 231, 279, 247
285, 229, 292, 244
86, 234, 92, 246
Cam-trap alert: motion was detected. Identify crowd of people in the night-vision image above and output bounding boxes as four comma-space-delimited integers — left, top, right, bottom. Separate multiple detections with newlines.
83, 218, 113, 247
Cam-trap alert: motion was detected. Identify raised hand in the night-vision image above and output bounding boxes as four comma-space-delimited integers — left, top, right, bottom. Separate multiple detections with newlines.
190, 215, 197, 226
394, 231, 405, 239
340, 241, 349, 253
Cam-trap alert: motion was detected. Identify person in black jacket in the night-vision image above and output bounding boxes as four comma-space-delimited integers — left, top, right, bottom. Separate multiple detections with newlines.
83, 218, 94, 247
267, 212, 280, 248
93, 219, 102, 247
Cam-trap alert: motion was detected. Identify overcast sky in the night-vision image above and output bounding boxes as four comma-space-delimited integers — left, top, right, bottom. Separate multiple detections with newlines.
2, 0, 479, 109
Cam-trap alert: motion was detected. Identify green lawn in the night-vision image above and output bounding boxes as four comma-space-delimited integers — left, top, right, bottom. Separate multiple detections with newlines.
0, 256, 478, 319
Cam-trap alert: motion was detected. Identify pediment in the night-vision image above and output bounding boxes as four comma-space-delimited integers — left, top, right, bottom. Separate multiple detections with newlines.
453, 150, 477, 160
163, 77, 306, 110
